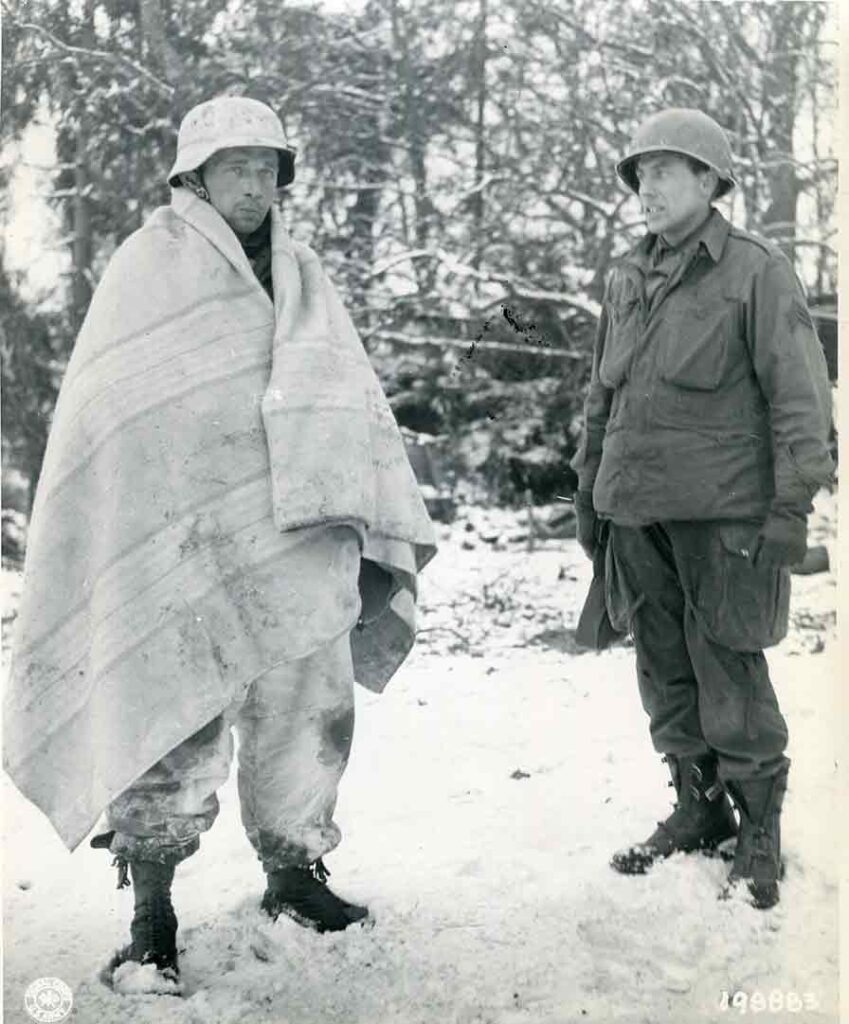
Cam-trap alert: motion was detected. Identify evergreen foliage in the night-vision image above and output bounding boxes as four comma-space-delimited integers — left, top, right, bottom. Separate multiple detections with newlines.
0, 0, 837, 513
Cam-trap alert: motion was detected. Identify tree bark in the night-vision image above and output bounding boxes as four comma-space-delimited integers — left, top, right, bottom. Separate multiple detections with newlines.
69, 1, 96, 330
138, 0, 180, 87
470, 0, 488, 272
759, 4, 805, 262
70, 118, 93, 330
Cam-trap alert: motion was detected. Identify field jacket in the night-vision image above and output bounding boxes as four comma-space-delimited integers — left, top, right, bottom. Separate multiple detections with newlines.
571, 210, 833, 525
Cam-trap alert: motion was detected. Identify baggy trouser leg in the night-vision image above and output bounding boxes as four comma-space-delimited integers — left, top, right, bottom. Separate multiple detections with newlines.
607, 524, 737, 873
681, 607, 789, 908
98, 717, 232, 982
609, 524, 710, 758
104, 714, 233, 867
236, 635, 370, 931
235, 633, 356, 872
683, 612, 790, 781
667, 520, 791, 907
668, 520, 791, 782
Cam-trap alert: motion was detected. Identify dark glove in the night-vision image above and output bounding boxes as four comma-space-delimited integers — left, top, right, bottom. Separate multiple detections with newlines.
749, 512, 808, 569
575, 489, 599, 560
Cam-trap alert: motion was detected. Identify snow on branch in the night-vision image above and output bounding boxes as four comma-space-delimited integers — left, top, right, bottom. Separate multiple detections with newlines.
546, 187, 617, 219
309, 83, 385, 106
433, 248, 601, 320
13, 20, 175, 96
653, 75, 708, 98
503, 284, 601, 320
368, 249, 434, 277
791, 239, 838, 254
370, 330, 585, 360
670, 7, 760, 129
549, 8, 653, 61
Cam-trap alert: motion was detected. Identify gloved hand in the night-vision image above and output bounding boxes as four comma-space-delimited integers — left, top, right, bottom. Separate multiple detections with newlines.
575, 489, 600, 560
749, 511, 808, 569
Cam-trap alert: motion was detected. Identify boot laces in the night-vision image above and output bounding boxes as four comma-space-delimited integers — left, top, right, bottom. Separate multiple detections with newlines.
135, 887, 176, 967
112, 855, 130, 890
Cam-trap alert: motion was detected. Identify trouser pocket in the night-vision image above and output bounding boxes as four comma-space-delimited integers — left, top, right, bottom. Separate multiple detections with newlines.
686, 522, 790, 652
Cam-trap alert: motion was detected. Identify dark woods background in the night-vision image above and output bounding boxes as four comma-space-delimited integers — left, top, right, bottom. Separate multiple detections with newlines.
0, 0, 838, 553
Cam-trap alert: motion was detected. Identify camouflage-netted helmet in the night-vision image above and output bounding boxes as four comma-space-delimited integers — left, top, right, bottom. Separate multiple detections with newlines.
167, 96, 296, 188
616, 108, 736, 198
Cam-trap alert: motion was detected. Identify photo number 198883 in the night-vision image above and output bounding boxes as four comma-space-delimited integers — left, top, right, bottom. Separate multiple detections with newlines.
719, 990, 820, 1014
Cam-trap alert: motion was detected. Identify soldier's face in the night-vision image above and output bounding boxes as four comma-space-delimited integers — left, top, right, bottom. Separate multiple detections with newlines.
202, 146, 279, 238
635, 153, 715, 245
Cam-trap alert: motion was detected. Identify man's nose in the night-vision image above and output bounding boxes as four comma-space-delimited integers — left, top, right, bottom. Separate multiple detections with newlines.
241, 172, 263, 195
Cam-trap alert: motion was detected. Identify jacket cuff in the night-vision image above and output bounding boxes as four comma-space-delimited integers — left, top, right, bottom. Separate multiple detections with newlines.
766, 505, 808, 525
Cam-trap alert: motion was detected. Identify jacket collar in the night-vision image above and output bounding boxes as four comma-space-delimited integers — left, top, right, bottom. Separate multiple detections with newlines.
622, 207, 731, 270
694, 207, 730, 262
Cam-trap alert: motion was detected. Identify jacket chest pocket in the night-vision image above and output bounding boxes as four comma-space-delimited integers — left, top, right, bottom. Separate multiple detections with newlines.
599, 297, 641, 388
659, 302, 739, 391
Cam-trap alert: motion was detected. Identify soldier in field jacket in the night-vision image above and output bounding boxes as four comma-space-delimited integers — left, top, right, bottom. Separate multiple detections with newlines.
571, 108, 832, 910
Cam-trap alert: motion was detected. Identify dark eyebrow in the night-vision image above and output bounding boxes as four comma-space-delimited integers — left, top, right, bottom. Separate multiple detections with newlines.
637, 156, 671, 173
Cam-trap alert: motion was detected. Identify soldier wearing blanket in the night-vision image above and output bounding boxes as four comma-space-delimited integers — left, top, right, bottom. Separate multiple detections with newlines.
4, 96, 435, 983
571, 109, 832, 909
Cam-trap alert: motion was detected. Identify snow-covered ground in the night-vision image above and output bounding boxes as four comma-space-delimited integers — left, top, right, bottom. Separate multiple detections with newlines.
2, 492, 843, 1024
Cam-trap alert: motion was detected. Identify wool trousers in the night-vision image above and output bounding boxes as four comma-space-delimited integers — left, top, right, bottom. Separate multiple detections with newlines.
608, 520, 790, 781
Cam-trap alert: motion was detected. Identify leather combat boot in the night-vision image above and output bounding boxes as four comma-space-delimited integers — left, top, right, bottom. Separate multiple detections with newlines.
721, 767, 788, 910
261, 858, 370, 933
611, 753, 738, 874
108, 860, 179, 980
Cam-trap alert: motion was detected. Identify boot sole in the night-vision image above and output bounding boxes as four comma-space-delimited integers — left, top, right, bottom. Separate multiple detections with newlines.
611, 832, 737, 875
718, 858, 786, 909
718, 878, 781, 910
263, 901, 374, 934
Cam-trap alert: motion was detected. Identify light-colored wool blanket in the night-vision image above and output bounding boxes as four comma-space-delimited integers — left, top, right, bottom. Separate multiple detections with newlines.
4, 189, 436, 851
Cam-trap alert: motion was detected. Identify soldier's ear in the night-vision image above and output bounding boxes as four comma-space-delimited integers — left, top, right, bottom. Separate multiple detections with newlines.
700, 168, 720, 200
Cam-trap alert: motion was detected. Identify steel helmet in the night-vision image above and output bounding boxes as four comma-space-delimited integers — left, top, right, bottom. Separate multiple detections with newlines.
167, 96, 296, 188
616, 108, 736, 198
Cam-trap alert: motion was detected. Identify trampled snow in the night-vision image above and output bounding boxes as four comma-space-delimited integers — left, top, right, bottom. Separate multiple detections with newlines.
1, 492, 841, 1023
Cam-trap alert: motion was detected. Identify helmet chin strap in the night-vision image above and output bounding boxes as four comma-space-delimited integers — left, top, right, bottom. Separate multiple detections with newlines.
177, 170, 210, 203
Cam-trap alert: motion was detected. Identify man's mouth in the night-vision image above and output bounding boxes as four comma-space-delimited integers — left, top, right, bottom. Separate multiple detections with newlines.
644, 206, 664, 216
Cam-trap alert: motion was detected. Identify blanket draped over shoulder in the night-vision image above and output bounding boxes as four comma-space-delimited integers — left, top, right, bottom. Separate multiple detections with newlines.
4, 189, 436, 851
